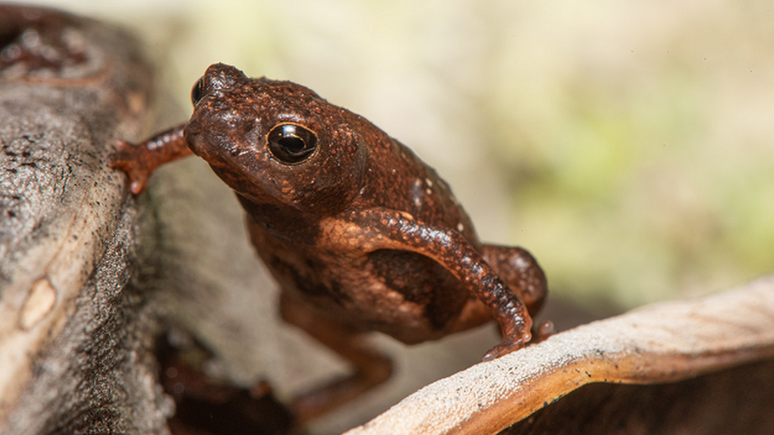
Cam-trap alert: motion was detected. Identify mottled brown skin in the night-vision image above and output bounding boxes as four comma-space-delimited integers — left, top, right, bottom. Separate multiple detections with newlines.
108, 63, 548, 424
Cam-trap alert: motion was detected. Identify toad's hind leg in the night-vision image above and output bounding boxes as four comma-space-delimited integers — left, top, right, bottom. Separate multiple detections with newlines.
279, 293, 393, 425
480, 245, 547, 316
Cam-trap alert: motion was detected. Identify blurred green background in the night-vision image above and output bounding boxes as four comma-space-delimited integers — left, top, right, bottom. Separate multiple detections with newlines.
30, 0, 774, 310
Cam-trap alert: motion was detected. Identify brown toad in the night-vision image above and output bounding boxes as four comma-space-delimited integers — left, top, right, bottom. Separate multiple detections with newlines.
108, 63, 548, 422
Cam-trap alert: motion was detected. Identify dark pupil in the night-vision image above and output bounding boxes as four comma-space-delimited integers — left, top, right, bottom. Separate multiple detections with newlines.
277, 136, 306, 154
267, 124, 318, 164
191, 78, 204, 105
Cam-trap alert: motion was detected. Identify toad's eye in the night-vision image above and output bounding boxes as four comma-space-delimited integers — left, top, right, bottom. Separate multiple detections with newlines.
191, 77, 205, 106
267, 124, 318, 164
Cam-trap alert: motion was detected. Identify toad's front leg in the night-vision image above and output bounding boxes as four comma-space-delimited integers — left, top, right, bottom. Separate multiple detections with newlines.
323, 209, 536, 361
480, 244, 547, 317
107, 124, 192, 194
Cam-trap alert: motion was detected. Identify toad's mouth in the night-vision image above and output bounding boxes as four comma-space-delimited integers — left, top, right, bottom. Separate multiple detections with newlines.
184, 126, 260, 192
